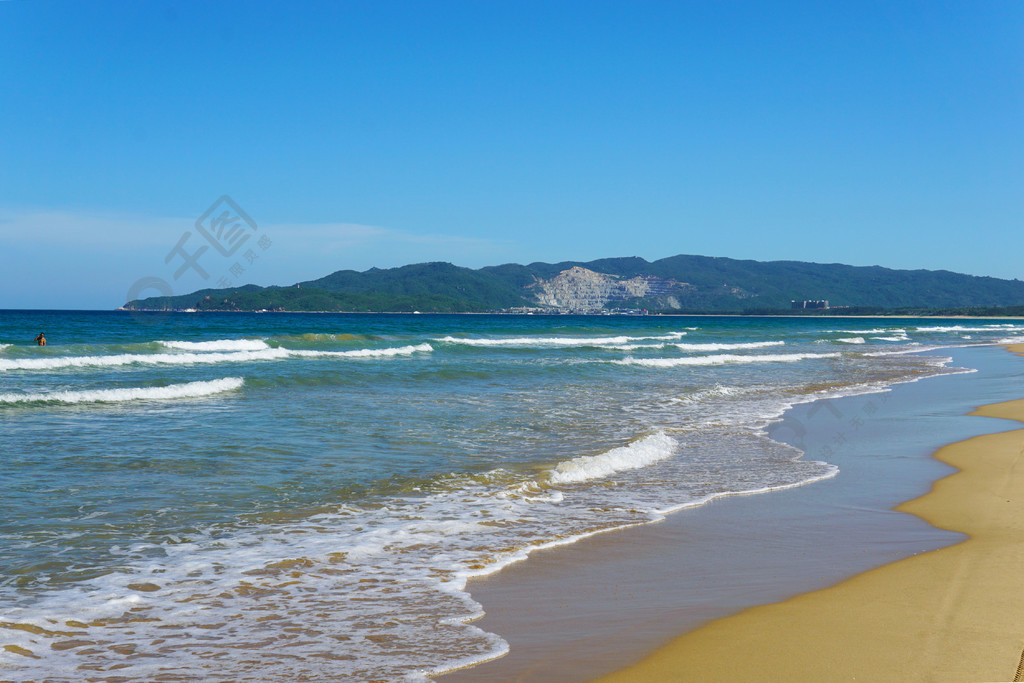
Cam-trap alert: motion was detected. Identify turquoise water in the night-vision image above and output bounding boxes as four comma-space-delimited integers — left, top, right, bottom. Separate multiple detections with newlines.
1, 311, 1022, 679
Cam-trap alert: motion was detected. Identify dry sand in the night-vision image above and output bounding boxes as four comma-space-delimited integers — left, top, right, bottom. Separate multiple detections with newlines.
598, 345, 1024, 682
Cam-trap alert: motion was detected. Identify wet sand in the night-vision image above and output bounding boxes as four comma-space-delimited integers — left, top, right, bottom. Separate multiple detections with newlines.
443, 345, 1024, 682
599, 344, 1024, 682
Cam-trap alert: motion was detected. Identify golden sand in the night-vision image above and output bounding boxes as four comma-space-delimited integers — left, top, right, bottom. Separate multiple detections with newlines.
599, 345, 1024, 682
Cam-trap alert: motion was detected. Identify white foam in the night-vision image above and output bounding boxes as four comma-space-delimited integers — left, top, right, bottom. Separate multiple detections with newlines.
837, 337, 866, 344
0, 324, 974, 681
871, 335, 910, 342
0, 344, 432, 371
435, 332, 687, 347
0, 378, 244, 404
0, 348, 290, 371
0, 349, 919, 681
671, 384, 750, 404
300, 342, 434, 358
862, 344, 934, 356
614, 352, 842, 368
548, 432, 677, 484
607, 343, 668, 351
159, 339, 270, 352
673, 341, 785, 351
655, 463, 840, 516
915, 324, 1024, 333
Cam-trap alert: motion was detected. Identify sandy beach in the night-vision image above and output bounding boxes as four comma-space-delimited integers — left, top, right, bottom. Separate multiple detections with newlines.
598, 345, 1024, 682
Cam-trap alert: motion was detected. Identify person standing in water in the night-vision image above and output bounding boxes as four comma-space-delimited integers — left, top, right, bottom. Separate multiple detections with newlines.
34, 332, 46, 346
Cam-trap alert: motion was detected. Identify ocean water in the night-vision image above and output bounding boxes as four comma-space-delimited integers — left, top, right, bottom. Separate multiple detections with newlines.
1, 311, 1023, 680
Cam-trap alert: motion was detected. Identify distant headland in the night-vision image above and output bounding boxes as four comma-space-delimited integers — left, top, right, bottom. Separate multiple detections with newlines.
121, 254, 1024, 316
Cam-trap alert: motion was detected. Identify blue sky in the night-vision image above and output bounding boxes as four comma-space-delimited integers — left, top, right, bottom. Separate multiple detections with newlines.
1, 0, 1021, 309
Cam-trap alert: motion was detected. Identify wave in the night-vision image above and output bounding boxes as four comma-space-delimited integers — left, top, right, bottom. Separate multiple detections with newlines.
305, 343, 434, 358
837, 337, 866, 344
270, 332, 375, 343
614, 352, 842, 368
159, 339, 270, 352
872, 335, 909, 342
671, 384, 752, 404
606, 343, 668, 351
655, 464, 840, 516
914, 325, 1024, 333
435, 332, 687, 347
609, 341, 784, 353
0, 425, 683, 681
672, 341, 785, 351
547, 432, 677, 484
0, 348, 289, 371
0, 378, 244, 404
0, 344, 433, 371
829, 328, 907, 335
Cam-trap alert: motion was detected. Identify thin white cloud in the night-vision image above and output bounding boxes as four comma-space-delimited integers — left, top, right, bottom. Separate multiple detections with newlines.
0, 207, 188, 248
0, 205, 524, 301
0, 207, 511, 255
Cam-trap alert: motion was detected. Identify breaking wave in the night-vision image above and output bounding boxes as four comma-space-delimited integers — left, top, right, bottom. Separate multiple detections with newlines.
914, 325, 1024, 333
308, 343, 434, 358
0, 378, 244, 404
547, 432, 677, 484
159, 339, 270, 352
672, 341, 785, 351
671, 384, 752, 404
435, 333, 687, 347
0, 344, 433, 371
614, 352, 842, 367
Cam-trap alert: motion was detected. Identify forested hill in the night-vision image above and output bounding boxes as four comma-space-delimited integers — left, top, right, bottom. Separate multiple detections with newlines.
122, 254, 1024, 314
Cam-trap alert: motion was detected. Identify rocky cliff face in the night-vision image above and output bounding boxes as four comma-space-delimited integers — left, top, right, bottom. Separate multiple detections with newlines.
527, 266, 691, 311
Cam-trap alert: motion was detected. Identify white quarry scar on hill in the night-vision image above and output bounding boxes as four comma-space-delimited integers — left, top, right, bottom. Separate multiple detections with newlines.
527, 266, 691, 310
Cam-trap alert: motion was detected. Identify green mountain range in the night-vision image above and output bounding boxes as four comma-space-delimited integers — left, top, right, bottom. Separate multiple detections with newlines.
122, 254, 1024, 314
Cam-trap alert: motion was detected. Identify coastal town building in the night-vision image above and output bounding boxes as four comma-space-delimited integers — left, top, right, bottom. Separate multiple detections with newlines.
791, 299, 830, 310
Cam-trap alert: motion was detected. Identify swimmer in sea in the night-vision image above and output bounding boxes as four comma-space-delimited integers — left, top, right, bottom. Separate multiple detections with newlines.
34, 332, 46, 346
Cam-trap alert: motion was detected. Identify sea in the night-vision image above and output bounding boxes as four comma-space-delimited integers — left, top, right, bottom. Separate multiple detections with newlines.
2, 310, 1023, 681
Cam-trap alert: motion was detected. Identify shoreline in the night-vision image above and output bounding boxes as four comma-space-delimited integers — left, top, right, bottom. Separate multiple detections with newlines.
442, 345, 1024, 681
598, 343, 1024, 682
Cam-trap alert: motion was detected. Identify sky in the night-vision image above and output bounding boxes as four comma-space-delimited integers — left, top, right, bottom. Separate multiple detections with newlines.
1, 0, 1022, 309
